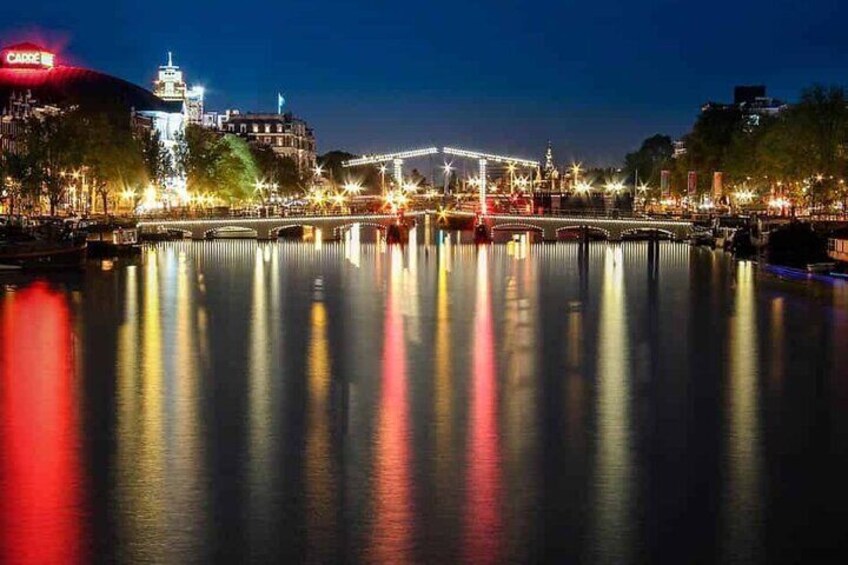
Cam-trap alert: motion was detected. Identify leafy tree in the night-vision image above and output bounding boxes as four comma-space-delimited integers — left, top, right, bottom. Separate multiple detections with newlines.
318, 150, 381, 192
175, 125, 258, 202
141, 129, 174, 189
624, 134, 673, 186
79, 111, 146, 214
250, 144, 302, 194
21, 111, 85, 215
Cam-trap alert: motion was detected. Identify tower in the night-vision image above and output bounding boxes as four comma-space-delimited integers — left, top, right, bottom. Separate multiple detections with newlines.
152, 52, 204, 125
544, 141, 555, 175
152, 52, 186, 102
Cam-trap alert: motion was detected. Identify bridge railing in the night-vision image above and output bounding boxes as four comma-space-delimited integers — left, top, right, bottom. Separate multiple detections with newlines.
483, 209, 694, 222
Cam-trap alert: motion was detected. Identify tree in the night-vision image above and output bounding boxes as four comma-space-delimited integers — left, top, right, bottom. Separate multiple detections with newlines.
21, 111, 85, 215
250, 144, 302, 195
80, 111, 146, 215
624, 134, 673, 186
175, 125, 258, 203
318, 150, 381, 193
141, 129, 173, 189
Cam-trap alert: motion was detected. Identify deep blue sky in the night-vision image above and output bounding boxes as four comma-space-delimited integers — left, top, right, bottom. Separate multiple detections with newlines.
2, 0, 847, 164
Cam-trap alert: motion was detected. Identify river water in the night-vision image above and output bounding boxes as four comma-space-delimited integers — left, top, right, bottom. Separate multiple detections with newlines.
1, 238, 847, 564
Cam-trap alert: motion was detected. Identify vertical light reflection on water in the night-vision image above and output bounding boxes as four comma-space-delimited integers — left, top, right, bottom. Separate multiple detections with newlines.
566, 306, 586, 445
593, 245, 632, 564
248, 247, 275, 550
434, 239, 453, 502
368, 246, 413, 563
723, 261, 762, 562
117, 251, 165, 561
345, 223, 361, 267
0, 283, 84, 564
464, 247, 503, 563
405, 226, 421, 344
305, 277, 336, 560
770, 297, 784, 390
168, 248, 207, 555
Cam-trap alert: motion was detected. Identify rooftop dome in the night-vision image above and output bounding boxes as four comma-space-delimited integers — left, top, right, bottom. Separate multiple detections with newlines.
0, 42, 180, 113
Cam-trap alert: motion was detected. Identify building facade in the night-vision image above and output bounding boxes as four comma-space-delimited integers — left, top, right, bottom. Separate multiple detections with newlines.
153, 52, 204, 125
224, 111, 316, 172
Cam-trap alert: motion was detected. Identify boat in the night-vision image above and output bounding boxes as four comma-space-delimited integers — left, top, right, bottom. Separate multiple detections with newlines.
0, 237, 87, 268
87, 227, 141, 257
807, 262, 836, 273
0, 219, 88, 269
473, 223, 491, 244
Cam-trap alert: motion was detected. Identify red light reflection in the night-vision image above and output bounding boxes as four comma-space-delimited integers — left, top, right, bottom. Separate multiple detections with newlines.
369, 248, 413, 562
0, 282, 84, 565
464, 249, 502, 563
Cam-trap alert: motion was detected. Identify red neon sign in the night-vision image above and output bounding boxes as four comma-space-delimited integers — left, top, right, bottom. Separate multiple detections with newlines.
2, 50, 55, 69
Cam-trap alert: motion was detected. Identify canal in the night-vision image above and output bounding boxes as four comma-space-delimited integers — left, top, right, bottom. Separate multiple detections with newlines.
1, 239, 847, 563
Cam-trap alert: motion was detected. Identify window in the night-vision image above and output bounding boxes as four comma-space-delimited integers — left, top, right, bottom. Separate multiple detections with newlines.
277, 138, 282, 146
240, 124, 246, 133
252, 124, 259, 133
265, 124, 271, 133
277, 124, 283, 133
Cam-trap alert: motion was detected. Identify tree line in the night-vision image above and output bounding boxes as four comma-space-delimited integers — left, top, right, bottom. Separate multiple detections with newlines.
0, 109, 306, 216
624, 84, 848, 210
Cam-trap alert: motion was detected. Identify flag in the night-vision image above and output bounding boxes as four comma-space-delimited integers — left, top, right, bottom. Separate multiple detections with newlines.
277, 93, 285, 114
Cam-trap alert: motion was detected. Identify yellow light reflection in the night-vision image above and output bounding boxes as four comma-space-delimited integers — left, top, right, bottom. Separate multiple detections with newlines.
723, 261, 762, 561
594, 245, 632, 563
306, 287, 336, 560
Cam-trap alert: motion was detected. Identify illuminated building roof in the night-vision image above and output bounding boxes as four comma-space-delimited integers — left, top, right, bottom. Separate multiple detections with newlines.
0, 42, 180, 113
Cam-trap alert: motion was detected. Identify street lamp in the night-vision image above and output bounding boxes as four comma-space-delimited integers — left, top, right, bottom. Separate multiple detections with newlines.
442, 162, 453, 195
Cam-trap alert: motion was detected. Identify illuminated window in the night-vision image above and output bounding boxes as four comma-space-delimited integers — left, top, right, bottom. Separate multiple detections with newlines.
265, 124, 271, 133
252, 124, 259, 133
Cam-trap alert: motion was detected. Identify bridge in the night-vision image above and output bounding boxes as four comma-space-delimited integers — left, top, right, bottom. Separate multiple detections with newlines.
452, 212, 694, 241
137, 213, 412, 240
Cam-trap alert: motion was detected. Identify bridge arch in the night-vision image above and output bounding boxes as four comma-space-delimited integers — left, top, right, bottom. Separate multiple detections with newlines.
203, 226, 259, 239
620, 227, 675, 240
491, 222, 545, 233
334, 222, 389, 235
555, 225, 611, 240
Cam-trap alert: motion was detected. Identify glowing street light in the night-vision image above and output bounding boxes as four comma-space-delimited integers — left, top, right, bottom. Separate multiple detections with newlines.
604, 179, 626, 194
343, 181, 363, 195
574, 181, 593, 194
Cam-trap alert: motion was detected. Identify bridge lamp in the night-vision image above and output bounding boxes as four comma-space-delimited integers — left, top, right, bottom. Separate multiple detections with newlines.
343, 181, 363, 195
313, 165, 324, 178
575, 181, 593, 194
570, 162, 582, 179
605, 180, 625, 194
332, 193, 346, 207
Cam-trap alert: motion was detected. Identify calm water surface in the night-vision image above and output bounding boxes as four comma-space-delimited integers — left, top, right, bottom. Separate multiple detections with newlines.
1, 238, 848, 564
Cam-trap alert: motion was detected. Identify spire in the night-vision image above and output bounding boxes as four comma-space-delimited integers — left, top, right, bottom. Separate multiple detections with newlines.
544, 141, 554, 174
167, 51, 173, 67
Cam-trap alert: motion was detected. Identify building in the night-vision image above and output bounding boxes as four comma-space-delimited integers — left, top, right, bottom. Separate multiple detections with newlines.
0, 41, 186, 206
702, 85, 787, 129
153, 52, 204, 125
224, 110, 316, 172
828, 228, 848, 264
1, 41, 183, 150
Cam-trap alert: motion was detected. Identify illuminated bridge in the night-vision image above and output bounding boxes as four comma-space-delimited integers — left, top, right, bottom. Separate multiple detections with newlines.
137, 213, 416, 240
455, 212, 694, 241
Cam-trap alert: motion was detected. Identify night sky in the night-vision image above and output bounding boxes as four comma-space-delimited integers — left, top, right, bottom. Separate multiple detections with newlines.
1, 0, 847, 164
